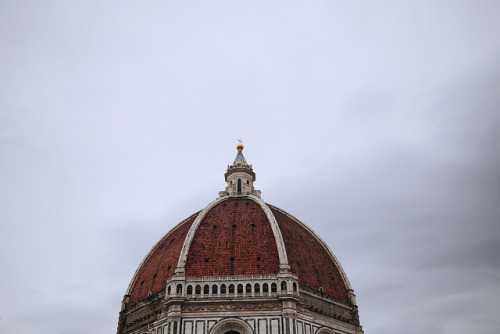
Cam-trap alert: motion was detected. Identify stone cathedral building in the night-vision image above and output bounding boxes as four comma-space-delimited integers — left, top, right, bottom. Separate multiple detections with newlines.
117, 142, 363, 334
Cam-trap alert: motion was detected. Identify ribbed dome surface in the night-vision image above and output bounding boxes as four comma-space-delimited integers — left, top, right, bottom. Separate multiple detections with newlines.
270, 206, 349, 301
185, 198, 280, 277
127, 214, 197, 305
127, 196, 349, 306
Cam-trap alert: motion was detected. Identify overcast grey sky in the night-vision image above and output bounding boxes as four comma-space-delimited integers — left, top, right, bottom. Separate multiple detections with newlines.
1, 1, 500, 333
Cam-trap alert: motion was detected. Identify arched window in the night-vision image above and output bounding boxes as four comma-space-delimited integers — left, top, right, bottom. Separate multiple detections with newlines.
167, 286, 171, 295
271, 283, 277, 293
246, 180, 249, 184
317, 329, 336, 334
263, 283, 269, 293
237, 284, 243, 294
246, 283, 252, 293
187, 285, 193, 295
229, 284, 235, 294
176, 284, 183, 294
281, 281, 287, 292
293, 283, 297, 292
237, 179, 242, 195
211, 319, 254, 334
221, 284, 227, 294
254, 283, 260, 293
212, 284, 218, 294
195, 285, 201, 295
204, 284, 209, 295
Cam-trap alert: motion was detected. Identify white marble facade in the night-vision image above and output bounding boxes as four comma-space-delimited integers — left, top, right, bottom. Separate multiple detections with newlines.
133, 314, 355, 334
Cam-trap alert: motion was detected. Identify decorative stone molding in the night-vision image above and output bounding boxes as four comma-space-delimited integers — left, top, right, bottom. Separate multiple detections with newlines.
165, 274, 300, 301
183, 302, 281, 313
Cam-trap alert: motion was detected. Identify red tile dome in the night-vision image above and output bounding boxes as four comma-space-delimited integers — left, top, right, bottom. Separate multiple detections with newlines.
118, 145, 363, 334
126, 195, 351, 306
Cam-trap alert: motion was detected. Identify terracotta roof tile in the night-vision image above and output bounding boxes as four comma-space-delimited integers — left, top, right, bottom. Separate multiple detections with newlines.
271, 207, 349, 302
128, 214, 197, 305
185, 198, 280, 276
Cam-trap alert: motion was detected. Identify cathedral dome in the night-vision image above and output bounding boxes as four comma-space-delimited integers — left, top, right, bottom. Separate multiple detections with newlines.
117, 143, 362, 334
126, 196, 351, 306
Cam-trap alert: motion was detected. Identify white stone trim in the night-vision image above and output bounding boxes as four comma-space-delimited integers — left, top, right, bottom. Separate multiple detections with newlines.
175, 197, 224, 273
176, 195, 289, 274
266, 204, 355, 301
249, 195, 289, 268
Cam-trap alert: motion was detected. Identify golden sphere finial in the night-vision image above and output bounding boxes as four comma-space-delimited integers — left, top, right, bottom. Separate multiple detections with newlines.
236, 138, 244, 151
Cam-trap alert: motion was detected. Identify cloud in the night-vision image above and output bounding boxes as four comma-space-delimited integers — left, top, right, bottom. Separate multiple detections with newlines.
1, 1, 500, 334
